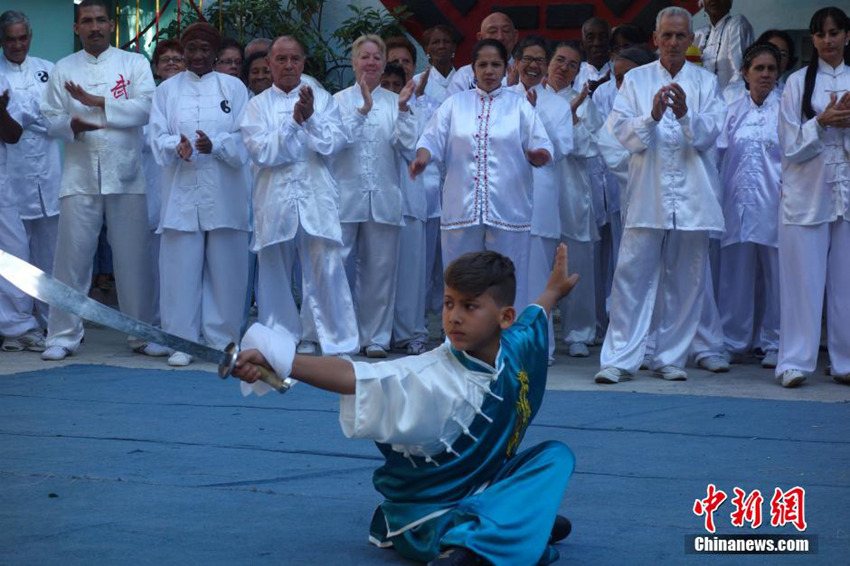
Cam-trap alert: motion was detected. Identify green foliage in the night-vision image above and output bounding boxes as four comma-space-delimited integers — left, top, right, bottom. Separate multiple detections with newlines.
157, 0, 409, 91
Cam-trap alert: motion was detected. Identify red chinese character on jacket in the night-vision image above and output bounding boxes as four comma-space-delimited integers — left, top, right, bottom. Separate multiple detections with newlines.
693, 483, 728, 533
730, 487, 764, 528
111, 74, 131, 99
770, 486, 807, 531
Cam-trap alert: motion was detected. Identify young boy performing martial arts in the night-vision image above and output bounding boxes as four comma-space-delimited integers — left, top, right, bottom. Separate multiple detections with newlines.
233, 245, 579, 566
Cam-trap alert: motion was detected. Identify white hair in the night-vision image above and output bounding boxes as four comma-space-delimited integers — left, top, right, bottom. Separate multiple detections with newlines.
0, 10, 31, 41
655, 6, 693, 33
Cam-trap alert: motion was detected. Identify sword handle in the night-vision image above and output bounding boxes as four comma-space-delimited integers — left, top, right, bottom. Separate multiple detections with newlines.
248, 362, 291, 394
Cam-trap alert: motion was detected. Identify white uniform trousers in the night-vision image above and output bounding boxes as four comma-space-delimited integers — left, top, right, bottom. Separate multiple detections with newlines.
0, 205, 41, 337
22, 215, 59, 328
159, 228, 249, 350
594, 215, 622, 341
601, 228, 708, 373
393, 217, 428, 346
340, 220, 400, 350
148, 231, 161, 327
441, 225, 531, 310
559, 237, 596, 346
719, 242, 780, 354
690, 253, 727, 363
258, 229, 359, 355
425, 217, 443, 314
528, 235, 558, 359
46, 194, 155, 351
777, 219, 850, 377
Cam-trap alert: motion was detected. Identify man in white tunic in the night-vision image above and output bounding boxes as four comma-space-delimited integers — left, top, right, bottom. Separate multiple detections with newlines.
0, 73, 41, 351
332, 35, 418, 358
149, 22, 252, 366
40, 0, 160, 361
446, 12, 517, 96
694, 0, 754, 90
596, 7, 726, 383
0, 11, 60, 336
574, 17, 614, 95
240, 36, 358, 357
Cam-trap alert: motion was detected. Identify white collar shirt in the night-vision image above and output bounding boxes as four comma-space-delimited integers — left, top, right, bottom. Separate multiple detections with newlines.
417, 87, 553, 232
694, 13, 754, 90
240, 82, 348, 249
778, 60, 850, 226
148, 70, 251, 232
0, 55, 61, 218
610, 60, 726, 231
332, 85, 418, 226
718, 89, 781, 247
40, 46, 155, 197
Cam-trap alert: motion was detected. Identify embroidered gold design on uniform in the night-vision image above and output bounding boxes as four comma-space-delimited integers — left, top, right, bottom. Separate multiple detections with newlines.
506, 369, 531, 457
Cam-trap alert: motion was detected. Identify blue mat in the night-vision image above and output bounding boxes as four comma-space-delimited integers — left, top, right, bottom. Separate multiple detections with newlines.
0, 365, 847, 565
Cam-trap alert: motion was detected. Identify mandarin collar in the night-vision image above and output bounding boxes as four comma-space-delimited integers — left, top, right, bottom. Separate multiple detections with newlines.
475, 85, 503, 97
1, 55, 26, 71
817, 58, 847, 78
186, 69, 217, 81
272, 81, 304, 97
747, 87, 778, 110
82, 46, 114, 64
709, 12, 731, 30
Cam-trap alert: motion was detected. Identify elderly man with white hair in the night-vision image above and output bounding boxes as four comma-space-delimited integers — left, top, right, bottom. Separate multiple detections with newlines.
445, 11, 517, 96
596, 7, 727, 384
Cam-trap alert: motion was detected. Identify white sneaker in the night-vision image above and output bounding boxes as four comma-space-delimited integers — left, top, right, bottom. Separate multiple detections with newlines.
595, 367, 632, 384
779, 369, 805, 388
134, 342, 171, 357
698, 355, 730, 373
654, 365, 688, 381
365, 345, 388, 359
2, 330, 46, 352
761, 350, 778, 369
296, 341, 317, 355
405, 340, 427, 355
41, 346, 70, 361
568, 343, 590, 357
167, 351, 193, 367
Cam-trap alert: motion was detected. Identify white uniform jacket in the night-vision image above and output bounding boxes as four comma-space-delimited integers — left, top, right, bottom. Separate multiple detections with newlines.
41, 46, 154, 197
778, 60, 850, 226
1, 55, 61, 218
149, 71, 251, 233
718, 90, 782, 247
418, 87, 553, 232
610, 60, 726, 232
694, 13, 754, 90
332, 85, 418, 226
241, 82, 348, 249
509, 83, 574, 239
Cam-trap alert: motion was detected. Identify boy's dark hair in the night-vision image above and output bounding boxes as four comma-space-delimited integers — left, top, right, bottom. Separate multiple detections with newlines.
444, 251, 516, 307
382, 62, 406, 85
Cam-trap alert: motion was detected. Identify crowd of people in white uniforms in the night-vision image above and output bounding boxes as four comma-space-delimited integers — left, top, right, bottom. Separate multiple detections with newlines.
0, 0, 848, 389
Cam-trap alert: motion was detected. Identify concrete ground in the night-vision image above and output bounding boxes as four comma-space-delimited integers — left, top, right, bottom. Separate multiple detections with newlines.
1, 323, 848, 565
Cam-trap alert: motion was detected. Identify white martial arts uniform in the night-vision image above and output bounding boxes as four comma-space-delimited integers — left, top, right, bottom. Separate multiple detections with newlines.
776, 60, 850, 377
601, 60, 726, 373
332, 85, 418, 350
141, 123, 162, 327
716, 89, 782, 355
0, 76, 40, 338
149, 70, 251, 349
417, 86, 553, 310
41, 46, 157, 351
393, 93, 442, 349
574, 61, 613, 92
510, 83, 574, 359
240, 82, 358, 355
414, 68, 456, 313
694, 13, 754, 91
1, 55, 60, 329
546, 83, 602, 346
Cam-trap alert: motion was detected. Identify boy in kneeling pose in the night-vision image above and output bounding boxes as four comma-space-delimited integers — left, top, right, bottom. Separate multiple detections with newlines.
234, 245, 579, 566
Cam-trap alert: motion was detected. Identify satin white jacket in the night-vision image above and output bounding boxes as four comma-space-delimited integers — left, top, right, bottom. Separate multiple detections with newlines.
149, 71, 250, 233
418, 87, 553, 232
241, 82, 348, 248
332, 85, 418, 226
779, 60, 850, 226
610, 60, 726, 231
414, 68, 455, 218
694, 13, 754, 90
1, 55, 61, 218
0, 74, 36, 204
41, 46, 154, 197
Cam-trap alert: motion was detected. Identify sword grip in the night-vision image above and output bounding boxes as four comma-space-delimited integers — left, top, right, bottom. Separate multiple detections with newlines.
248, 362, 291, 394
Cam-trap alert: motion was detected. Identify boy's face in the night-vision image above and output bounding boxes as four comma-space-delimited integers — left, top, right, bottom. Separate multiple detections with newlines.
442, 286, 514, 354
380, 73, 404, 93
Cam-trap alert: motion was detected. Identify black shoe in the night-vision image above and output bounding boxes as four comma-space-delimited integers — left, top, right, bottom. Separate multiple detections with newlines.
428, 547, 482, 566
549, 515, 572, 543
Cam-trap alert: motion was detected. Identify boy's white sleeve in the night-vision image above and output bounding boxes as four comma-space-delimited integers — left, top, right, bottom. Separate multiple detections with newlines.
238, 323, 297, 396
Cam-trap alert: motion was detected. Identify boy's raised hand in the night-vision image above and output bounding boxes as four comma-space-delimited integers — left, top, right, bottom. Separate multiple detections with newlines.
536, 243, 579, 315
